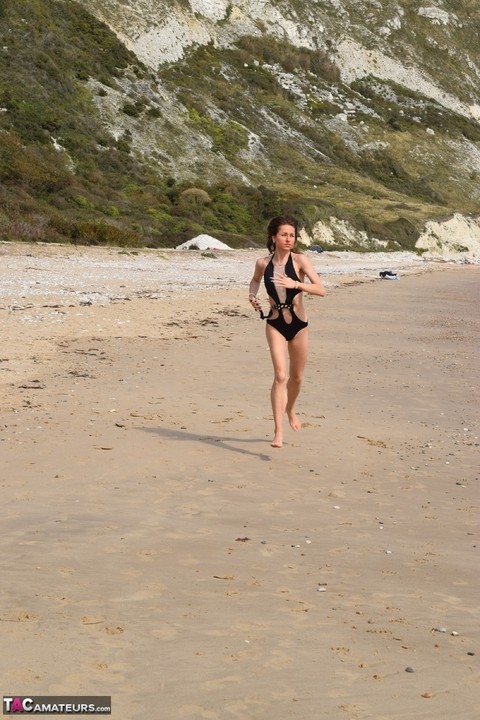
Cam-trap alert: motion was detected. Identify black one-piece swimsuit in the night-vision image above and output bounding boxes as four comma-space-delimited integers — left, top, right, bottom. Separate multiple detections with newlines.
262, 254, 308, 341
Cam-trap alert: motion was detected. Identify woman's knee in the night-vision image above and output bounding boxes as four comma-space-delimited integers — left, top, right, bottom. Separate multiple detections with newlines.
288, 370, 303, 385
273, 370, 287, 385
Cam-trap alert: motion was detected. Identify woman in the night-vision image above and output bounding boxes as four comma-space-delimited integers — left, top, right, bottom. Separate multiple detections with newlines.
249, 215, 326, 448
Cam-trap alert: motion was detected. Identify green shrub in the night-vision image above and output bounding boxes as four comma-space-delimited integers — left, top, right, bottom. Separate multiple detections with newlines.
48, 215, 140, 246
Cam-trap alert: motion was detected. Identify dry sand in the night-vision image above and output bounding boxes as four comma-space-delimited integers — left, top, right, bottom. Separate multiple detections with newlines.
0, 243, 478, 719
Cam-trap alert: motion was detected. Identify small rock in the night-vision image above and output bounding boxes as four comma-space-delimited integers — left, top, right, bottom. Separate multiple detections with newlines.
405, 667, 415, 673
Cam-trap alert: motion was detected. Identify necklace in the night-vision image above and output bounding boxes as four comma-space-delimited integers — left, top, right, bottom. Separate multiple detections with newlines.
273, 252, 289, 267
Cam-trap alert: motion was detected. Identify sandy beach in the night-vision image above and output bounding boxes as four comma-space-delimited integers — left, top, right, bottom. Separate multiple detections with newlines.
0, 243, 478, 719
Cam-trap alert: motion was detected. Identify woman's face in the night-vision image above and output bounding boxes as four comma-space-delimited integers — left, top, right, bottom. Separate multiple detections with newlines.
273, 224, 296, 250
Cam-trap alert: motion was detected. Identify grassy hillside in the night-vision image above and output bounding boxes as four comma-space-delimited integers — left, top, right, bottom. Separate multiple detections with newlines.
0, 0, 479, 249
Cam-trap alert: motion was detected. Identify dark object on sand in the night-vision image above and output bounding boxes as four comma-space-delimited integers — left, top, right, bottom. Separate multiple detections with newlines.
379, 270, 399, 280
309, 244, 324, 253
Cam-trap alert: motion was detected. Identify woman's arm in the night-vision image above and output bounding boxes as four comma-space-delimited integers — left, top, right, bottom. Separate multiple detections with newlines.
296, 255, 326, 297
248, 258, 266, 312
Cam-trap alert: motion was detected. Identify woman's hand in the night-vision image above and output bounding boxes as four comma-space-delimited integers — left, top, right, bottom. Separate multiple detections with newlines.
248, 294, 262, 312
273, 272, 298, 290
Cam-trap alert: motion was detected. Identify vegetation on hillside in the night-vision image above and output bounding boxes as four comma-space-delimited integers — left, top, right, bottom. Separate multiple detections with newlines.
0, 0, 479, 250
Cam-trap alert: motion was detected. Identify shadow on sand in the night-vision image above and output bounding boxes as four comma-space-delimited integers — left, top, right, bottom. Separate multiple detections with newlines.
140, 425, 272, 462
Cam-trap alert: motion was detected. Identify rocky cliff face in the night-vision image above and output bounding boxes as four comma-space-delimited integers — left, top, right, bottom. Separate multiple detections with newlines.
1, 1, 479, 252
73, 0, 480, 254
83, 0, 480, 118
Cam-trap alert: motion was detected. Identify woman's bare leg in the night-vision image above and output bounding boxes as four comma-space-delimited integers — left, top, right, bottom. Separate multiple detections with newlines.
266, 325, 288, 447
286, 328, 308, 431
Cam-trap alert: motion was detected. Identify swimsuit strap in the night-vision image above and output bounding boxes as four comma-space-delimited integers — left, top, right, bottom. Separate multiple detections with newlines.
263, 256, 280, 306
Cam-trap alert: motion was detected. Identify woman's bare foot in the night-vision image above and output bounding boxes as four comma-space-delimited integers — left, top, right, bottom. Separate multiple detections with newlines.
271, 431, 283, 448
287, 410, 301, 432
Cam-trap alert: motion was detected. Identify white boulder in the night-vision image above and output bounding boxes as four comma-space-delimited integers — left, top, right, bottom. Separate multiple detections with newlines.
176, 234, 232, 250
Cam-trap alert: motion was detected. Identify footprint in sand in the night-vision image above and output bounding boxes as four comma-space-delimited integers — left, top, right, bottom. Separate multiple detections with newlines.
262, 649, 294, 670
136, 549, 157, 560
89, 661, 108, 671
0, 611, 38, 622
4, 668, 42, 685
58, 566, 75, 575
223, 650, 251, 664
204, 675, 241, 690
104, 626, 124, 635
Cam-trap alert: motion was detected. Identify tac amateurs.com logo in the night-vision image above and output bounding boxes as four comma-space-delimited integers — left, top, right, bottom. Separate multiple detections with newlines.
2, 696, 111, 715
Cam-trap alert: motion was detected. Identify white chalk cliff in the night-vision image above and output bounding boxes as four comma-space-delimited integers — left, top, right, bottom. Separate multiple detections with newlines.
77, 0, 480, 256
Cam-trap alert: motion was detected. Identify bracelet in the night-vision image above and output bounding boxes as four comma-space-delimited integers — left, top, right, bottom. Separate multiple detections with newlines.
248, 293, 256, 299
295, 281, 299, 290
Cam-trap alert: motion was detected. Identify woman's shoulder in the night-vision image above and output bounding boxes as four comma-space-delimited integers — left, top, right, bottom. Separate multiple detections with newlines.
293, 251, 311, 266
292, 251, 312, 276
255, 254, 271, 269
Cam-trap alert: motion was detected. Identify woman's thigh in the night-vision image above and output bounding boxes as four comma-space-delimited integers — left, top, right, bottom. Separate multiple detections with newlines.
266, 324, 288, 378
288, 328, 309, 376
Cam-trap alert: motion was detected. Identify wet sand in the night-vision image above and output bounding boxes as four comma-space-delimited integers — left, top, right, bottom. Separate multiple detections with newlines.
0, 244, 478, 718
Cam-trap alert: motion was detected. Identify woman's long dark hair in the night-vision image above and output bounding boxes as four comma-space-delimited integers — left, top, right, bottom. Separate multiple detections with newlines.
266, 215, 300, 254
